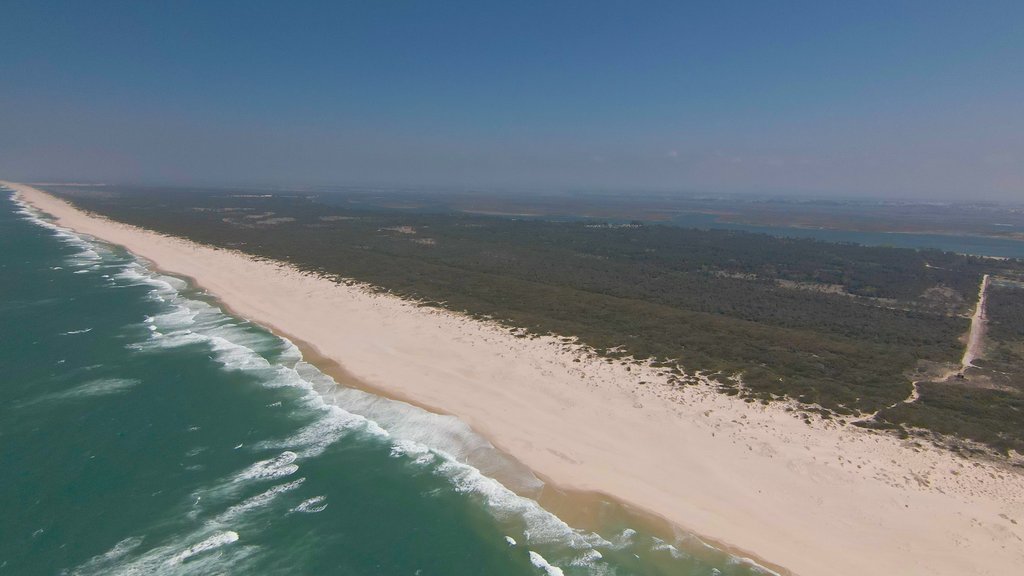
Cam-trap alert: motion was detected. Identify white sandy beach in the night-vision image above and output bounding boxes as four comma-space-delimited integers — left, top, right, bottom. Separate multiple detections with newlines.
7, 181, 1024, 576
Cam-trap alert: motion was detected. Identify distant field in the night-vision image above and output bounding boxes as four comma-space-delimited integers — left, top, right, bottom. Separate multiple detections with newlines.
308, 187, 1024, 246
44, 185, 1024, 456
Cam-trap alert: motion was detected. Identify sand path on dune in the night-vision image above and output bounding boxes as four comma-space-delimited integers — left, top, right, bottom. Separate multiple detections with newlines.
962, 274, 990, 369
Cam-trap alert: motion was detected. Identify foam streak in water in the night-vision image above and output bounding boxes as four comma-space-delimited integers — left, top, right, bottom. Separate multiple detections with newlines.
10, 187, 777, 576
167, 531, 240, 566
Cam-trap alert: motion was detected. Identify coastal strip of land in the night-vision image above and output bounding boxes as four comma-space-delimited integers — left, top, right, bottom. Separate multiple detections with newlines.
7, 181, 1024, 576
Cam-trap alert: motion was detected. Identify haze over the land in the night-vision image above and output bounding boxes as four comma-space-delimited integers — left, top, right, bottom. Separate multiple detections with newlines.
2, 1, 1022, 201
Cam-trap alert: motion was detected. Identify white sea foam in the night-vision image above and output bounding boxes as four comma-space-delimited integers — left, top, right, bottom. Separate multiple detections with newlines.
233, 452, 299, 482
68, 247, 102, 266
257, 406, 386, 456
529, 551, 566, 576
68, 529, 254, 576
61, 328, 93, 335
290, 495, 328, 514
277, 341, 303, 365
118, 264, 607, 573
610, 527, 637, 549
9, 192, 732, 576
569, 549, 604, 566
190, 451, 301, 514
391, 439, 437, 465
436, 456, 609, 550
71, 536, 145, 574
166, 531, 239, 565
215, 479, 305, 524
651, 536, 689, 559
727, 555, 783, 576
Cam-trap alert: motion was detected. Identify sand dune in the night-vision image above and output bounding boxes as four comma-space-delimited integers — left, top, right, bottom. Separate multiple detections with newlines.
7, 181, 1024, 576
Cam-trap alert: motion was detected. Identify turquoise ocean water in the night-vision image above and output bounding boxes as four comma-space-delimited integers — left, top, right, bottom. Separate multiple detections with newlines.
0, 189, 775, 575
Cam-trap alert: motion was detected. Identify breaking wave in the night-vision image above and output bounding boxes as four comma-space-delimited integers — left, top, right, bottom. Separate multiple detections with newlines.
7, 186, 779, 576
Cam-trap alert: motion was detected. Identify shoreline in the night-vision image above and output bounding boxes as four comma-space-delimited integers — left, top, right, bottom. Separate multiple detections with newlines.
6, 181, 784, 573
288, 336, 789, 574
7, 181, 1024, 576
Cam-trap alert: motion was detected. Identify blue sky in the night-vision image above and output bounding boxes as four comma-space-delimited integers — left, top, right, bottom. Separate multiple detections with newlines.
2, 1, 1022, 200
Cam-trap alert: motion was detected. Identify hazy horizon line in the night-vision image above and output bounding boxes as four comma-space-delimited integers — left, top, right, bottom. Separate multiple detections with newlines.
15, 177, 1024, 207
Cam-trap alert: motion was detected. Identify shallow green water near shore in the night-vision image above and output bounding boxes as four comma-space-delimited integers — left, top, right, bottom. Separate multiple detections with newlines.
0, 189, 774, 575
